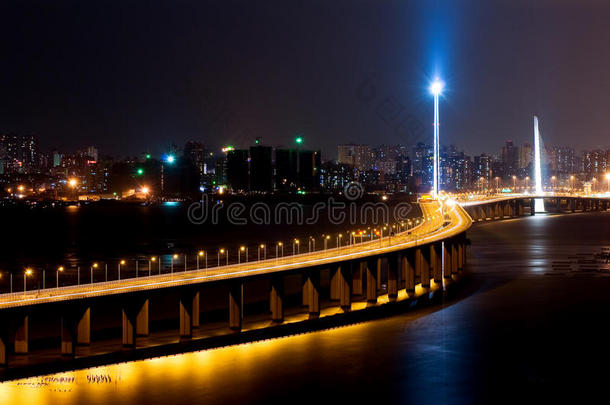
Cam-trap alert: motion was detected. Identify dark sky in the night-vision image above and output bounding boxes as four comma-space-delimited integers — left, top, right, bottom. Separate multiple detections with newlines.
1, 0, 609, 159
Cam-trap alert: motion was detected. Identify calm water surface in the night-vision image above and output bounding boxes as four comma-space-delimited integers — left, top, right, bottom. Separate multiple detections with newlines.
2, 211, 610, 403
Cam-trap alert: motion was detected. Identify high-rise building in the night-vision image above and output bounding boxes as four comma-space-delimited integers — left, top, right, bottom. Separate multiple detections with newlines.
501, 140, 519, 177
552, 147, 575, 178
226, 149, 249, 192
0, 134, 40, 173
412, 142, 433, 189
275, 149, 298, 191
337, 144, 373, 171
249, 145, 273, 192
474, 154, 492, 182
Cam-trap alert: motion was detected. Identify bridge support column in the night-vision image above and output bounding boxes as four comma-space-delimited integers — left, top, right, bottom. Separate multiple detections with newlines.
303, 271, 320, 318
416, 247, 430, 288
179, 289, 200, 338
0, 326, 7, 366
330, 267, 340, 301
443, 241, 452, 279
451, 240, 459, 275
530, 199, 535, 215
337, 265, 352, 311
431, 243, 443, 283
61, 305, 90, 356
14, 314, 28, 354
229, 282, 243, 331
122, 298, 149, 347
387, 255, 399, 302
570, 198, 575, 213
352, 262, 364, 295
402, 250, 416, 295
270, 276, 284, 322
366, 258, 380, 304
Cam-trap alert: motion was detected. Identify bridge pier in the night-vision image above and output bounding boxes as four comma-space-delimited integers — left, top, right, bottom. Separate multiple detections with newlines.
401, 250, 415, 295
387, 255, 399, 302
13, 314, 28, 354
352, 262, 364, 296
303, 271, 320, 318
179, 289, 200, 337
122, 298, 149, 347
229, 282, 243, 331
443, 241, 452, 279
366, 259, 380, 304
60, 305, 90, 356
337, 265, 352, 311
431, 243, 443, 283
416, 247, 430, 289
330, 267, 340, 301
0, 324, 7, 366
270, 276, 284, 322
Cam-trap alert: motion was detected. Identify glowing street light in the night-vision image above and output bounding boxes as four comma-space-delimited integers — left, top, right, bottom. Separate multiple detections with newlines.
118, 259, 126, 280
276, 242, 283, 258
218, 248, 227, 266
56, 266, 64, 287
91, 262, 98, 284
239, 246, 246, 264
430, 78, 444, 198
606, 173, 610, 193
258, 244, 266, 261
24, 268, 32, 293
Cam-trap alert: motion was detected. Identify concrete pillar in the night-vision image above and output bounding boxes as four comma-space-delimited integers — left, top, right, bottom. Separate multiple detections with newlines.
352, 262, 364, 295
530, 199, 535, 216
229, 282, 243, 331
518, 200, 524, 216
431, 243, 443, 282
303, 271, 320, 318
14, 314, 28, 354
570, 198, 576, 213
337, 265, 352, 311
443, 241, 452, 279
77, 307, 90, 345
556, 198, 561, 213
401, 250, 416, 294
451, 240, 459, 275
377, 259, 382, 290
270, 276, 284, 322
61, 306, 90, 356
387, 255, 399, 302
366, 258, 380, 304
330, 267, 340, 300
302, 273, 309, 306
179, 290, 199, 338
416, 247, 430, 288
122, 299, 149, 347
0, 328, 7, 366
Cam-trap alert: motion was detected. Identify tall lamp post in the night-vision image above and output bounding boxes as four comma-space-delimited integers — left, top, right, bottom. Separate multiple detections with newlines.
606, 173, 610, 194
430, 78, 444, 198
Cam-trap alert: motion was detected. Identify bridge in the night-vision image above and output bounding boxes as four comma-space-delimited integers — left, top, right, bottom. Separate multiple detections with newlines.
2, 193, 608, 370
0, 200, 470, 366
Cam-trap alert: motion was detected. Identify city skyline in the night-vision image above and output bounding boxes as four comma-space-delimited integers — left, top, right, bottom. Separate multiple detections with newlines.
2, 1, 610, 156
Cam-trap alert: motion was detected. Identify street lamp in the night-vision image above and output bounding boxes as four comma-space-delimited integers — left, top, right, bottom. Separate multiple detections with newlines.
430, 78, 444, 197
24, 268, 32, 293
276, 242, 283, 258
570, 175, 575, 192
196, 251, 205, 269
525, 176, 530, 191
258, 244, 266, 261
551, 176, 556, 192
606, 173, 610, 193
495, 177, 500, 193
119, 259, 126, 280
171, 254, 178, 273
56, 266, 64, 288
512, 175, 516, 190
90, 262, 98, 284
218, 248, 226, 266
239, 246, 246, 264
293, 239, 300, 255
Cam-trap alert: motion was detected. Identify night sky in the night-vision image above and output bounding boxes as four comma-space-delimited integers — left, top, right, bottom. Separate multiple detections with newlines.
1, 0, 609, 158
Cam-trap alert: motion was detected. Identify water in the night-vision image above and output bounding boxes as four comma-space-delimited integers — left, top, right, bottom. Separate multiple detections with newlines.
2, 211, 610, 403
